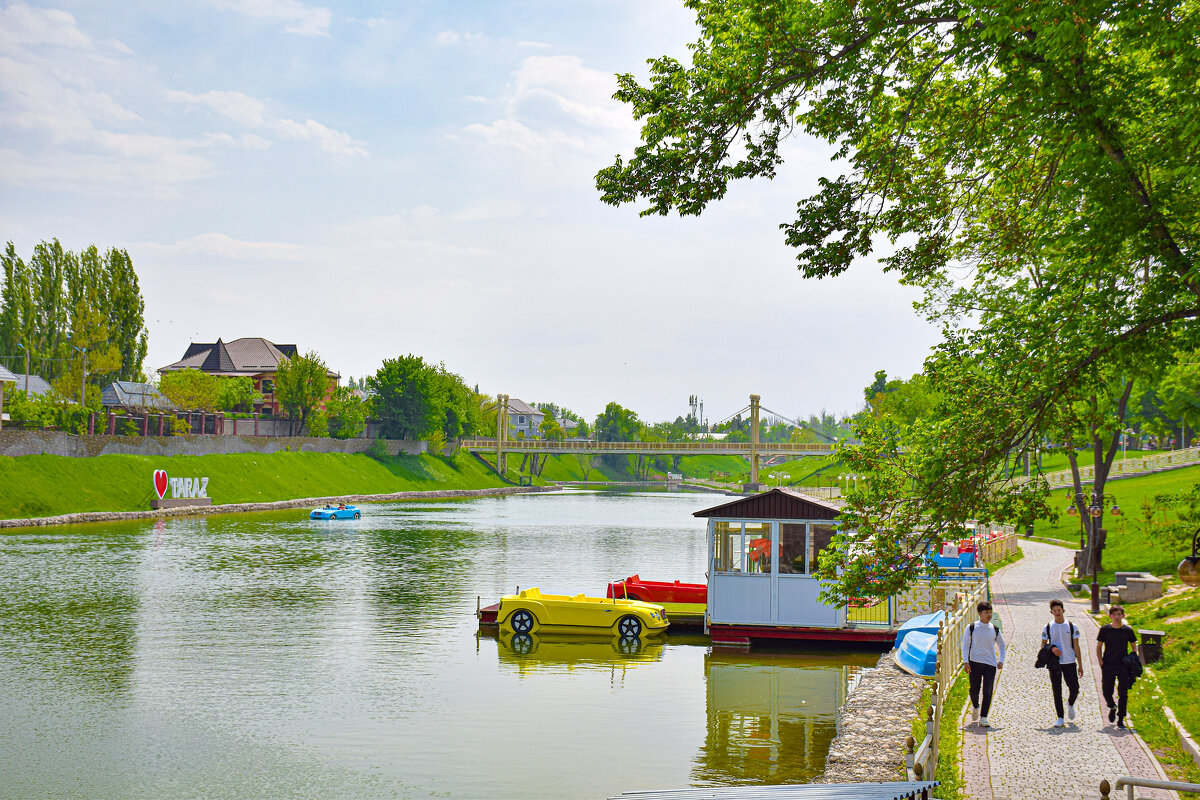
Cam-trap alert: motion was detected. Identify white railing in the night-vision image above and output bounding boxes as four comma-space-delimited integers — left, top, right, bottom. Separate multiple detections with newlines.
907, 578, 990, 782
1022, 446, 1200, 488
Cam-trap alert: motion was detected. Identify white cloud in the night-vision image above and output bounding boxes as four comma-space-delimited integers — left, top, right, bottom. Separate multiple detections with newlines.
208, 0, 332, 37
0, 3, 92, 50
435, 30, 485, 46
463, 55, 638, 158
166, 89, 367, 158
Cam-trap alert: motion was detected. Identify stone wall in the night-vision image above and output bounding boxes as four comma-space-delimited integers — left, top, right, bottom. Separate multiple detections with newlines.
818, 651, 925, 783
0, 429, 427, 458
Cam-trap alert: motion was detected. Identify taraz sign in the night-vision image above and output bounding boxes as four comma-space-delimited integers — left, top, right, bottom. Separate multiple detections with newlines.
153, 469, 210, 500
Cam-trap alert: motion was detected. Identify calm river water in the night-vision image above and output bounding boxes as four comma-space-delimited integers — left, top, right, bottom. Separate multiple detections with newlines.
0, 489, 878, 800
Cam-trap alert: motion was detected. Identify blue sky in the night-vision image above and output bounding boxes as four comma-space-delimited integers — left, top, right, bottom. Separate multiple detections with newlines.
0, 0, 937, 424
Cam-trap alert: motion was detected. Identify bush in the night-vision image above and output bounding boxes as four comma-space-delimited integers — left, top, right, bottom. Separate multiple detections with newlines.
366, 438, 389, 461
118, 417, 140, 436
170, 416, 192, 435
307, 411, 329, 438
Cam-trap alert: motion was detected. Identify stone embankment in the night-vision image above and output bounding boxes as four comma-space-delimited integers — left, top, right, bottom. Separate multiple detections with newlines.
818, 651, 924, 783
0, 485, 558, 529
0, 429, 426, 458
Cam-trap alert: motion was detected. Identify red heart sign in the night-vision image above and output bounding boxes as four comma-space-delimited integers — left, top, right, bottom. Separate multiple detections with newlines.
153, 470, 168, 499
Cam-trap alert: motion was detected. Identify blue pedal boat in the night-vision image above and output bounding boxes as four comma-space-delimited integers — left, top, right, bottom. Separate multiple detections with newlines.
310, 504, 361, 520
894, 630, 939, 677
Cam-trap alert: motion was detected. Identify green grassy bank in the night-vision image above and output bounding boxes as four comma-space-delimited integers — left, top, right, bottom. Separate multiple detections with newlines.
1031, 464, 1200, 584
1030, 464, 1200, 790
0, 450, 511, 519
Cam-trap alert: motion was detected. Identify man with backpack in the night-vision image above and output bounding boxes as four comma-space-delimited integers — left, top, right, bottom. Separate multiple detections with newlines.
1041, 599, 1084, 727
962, 600, 1006, 727
1096, 605, 1143, 729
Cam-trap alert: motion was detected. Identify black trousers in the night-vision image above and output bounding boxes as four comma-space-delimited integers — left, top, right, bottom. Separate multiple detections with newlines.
968, 661, 997, 717
1102, 662, 1133, 719
1048, 663, 1080, 718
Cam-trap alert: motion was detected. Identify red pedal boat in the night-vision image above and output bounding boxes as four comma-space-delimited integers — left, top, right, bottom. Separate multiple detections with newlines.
606, 574, 707, 604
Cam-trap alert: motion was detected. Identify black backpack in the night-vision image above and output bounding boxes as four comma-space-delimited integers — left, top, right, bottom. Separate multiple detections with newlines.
1035, 622, 1076, 669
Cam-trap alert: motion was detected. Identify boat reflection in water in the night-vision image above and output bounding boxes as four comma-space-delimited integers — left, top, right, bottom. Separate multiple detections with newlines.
494, 632, 665, 678
693, 649, 878, 786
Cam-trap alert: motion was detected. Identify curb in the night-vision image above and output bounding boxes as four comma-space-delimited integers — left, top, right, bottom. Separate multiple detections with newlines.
0, 485, 560, 529
1164, 705, 1200, 770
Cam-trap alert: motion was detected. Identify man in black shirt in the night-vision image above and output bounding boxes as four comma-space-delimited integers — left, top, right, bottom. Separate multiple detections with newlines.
1095, 605, 1142, 729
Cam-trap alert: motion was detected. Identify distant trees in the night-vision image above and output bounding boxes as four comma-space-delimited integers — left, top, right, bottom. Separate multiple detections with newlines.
0, 240, 148, 386
275, 351, 331, 435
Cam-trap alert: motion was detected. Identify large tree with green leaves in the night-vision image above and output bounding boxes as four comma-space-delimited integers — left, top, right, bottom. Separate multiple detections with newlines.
369, 355, 478, 442
1, 240, 149, 384
600, 0, 1199, 599
275, 351, 332, 435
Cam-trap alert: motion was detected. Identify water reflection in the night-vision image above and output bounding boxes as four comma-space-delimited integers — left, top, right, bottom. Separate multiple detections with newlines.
494, 631, 665, 676
693, 650, 878, 786
0, 491, 880, 799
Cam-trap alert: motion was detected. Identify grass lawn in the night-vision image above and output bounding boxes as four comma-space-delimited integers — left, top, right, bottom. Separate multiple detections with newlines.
0, 449, 510, 519
1104, 587, 1200, 793
1031, 464, 1200, 585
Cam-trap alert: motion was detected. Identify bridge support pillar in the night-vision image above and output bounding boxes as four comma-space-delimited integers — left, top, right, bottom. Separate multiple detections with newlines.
745, 394, 766, 493
497, 394, 509, 476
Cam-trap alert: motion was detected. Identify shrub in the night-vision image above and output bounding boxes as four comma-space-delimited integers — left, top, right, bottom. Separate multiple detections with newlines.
307, 411, 329, 438
366, 438, 389, 461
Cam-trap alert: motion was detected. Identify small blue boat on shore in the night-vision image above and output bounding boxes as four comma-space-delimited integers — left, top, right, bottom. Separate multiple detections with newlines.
894, 630, 938, 677
894, 611, 945, 648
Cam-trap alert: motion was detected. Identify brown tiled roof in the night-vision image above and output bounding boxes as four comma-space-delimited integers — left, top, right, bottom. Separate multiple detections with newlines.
159, 337, 298, 375
694, 487, 844, 520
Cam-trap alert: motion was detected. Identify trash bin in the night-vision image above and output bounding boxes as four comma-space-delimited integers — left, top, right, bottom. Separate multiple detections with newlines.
1139, 629, 1165, 664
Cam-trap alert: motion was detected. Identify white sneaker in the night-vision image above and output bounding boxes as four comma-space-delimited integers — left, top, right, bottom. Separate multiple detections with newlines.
1067, 704, 1076, 721
972, 706, 980, 722
980, 717, 990, 728
1054, 717, 1065, 727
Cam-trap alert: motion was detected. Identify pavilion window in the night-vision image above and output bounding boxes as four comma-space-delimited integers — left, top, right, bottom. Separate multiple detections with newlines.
743, 522, 772, 575
714, 521, 742, 573
780, 523, 807, 574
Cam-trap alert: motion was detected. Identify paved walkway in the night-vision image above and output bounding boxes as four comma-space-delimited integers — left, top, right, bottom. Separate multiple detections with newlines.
962, 540, 1174, 800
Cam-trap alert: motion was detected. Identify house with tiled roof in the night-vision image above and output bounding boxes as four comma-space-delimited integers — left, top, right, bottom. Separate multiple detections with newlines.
158, 337, 338, 416
101, 381, 175, 411
505, 398, 545, 439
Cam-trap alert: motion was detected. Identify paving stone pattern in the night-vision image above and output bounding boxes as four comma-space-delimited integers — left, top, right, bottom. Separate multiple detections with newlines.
963, 540, 1174, 800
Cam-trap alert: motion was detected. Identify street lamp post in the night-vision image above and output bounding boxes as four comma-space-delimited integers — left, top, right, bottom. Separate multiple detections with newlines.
1084, 491, 1120, 614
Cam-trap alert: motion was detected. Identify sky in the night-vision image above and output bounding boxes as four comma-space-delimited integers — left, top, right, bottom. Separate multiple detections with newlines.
0, 0, 939, 425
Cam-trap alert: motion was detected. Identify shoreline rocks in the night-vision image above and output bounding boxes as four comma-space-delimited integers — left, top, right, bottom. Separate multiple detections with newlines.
0, 485, 559, 529
817, 651, 925, 783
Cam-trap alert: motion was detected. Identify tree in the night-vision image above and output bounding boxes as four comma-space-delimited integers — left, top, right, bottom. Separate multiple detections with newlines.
539, 416, 566, 441
159, 369, 220, 411
275, 351, 331, 435
600, 0, 1200, 600
2, 240, 149, 384
215, 376, 261, 413
326, 386, 368, 440
369, 355, 478, 442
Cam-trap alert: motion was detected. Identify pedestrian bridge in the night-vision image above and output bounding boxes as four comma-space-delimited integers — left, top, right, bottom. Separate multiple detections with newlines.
459, 438, 835, 457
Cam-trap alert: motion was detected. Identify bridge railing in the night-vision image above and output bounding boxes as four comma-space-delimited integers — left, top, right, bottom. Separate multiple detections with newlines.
459, 438, 838, 454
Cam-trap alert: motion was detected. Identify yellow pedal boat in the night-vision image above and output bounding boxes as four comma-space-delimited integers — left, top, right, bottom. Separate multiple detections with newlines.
497, 587, 669, 638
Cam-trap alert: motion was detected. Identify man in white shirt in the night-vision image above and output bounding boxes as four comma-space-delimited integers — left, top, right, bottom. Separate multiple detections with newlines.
1042, 599, 1084, 727
961, 600, 1006, 727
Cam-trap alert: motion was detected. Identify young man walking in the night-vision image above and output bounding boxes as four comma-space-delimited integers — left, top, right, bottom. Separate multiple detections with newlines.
962, 600, 1006, 727
1096, 605, 1142, 729
1042, 599, 1083, 727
